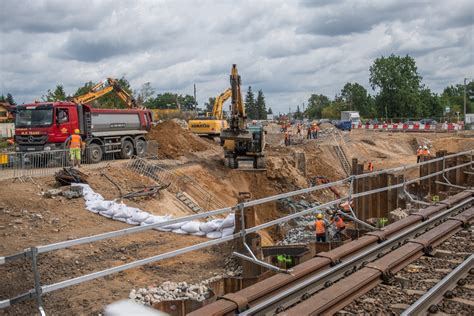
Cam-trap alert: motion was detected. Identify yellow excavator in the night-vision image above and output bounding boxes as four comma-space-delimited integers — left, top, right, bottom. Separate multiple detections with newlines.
220, 64, 265, 169
188, 88, 231, 137
72, 78, 138, 108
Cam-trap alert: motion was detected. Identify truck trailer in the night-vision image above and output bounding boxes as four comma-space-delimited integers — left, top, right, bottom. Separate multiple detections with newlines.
340, 111, 361, 124
14, 101, 153, 162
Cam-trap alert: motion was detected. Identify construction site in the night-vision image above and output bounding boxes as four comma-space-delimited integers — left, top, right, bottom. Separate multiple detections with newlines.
0, 99, 473, 315
1, 1, 474, 315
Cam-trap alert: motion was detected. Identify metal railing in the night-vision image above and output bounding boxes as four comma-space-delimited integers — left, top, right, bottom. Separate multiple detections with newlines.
0, 150, 472, 313
0, 147, 116, 180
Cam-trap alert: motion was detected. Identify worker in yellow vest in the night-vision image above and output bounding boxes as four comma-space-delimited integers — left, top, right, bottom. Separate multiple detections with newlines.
66, 129, 84, 168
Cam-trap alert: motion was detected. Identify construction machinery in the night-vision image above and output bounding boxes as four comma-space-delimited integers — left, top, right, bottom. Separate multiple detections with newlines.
72, 78, 138, 109
220, 64, 265, 169
188, 88, 231, 137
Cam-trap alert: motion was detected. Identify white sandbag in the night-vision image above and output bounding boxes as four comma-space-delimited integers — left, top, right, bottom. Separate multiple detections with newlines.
191, 231, 206, 236
199, 221, 219, 233
155, 227, 172, 232
126, 218, 140, 225
113, 204, 133, 219
89, 200, 111, 213
180, 221, 201, 233
221, 227, 234, 237
172, 228, 189, 234
206, 231, 222, 239
131, 211, 150, 223
210, 219, 224, 230
220, 213, 235, 229
163, 221, 187, 230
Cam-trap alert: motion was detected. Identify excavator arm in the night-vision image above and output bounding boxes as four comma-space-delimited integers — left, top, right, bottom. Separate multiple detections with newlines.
72, 78, 138, 108
212, 88, 232, 119
229, 64, 246, 131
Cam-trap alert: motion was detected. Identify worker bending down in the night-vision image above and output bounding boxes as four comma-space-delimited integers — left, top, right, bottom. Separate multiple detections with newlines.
65, 129, 85, 168
315, 213, 328, 242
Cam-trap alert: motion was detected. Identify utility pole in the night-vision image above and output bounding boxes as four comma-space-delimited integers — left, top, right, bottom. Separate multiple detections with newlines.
464, 78, 467, 123
194, 83, 197, 110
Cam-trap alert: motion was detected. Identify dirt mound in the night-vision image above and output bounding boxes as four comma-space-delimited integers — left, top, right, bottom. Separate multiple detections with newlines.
147, 121, 216, 159
265, 156, 308, 189
318, 122, 334, 130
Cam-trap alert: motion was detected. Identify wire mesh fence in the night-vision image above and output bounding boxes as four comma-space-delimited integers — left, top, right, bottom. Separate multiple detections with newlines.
0, 147, 115, 180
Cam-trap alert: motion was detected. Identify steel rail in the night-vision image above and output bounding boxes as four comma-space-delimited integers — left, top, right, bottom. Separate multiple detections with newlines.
239, 199, 473, 315
401, 254, 474, 316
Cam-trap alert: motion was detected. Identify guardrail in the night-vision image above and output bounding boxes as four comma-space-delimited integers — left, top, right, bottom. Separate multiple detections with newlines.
0, 150, 472, 313
0, 147, 116, 180
352, 122, 463, 131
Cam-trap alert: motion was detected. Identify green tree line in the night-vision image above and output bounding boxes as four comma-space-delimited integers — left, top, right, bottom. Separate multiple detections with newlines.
304, 54, 473, 120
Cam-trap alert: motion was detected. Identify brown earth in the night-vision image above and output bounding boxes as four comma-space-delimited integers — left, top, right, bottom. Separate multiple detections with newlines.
1, 122, 472, 315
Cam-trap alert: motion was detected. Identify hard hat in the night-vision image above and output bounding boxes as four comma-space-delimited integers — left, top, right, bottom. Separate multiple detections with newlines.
423, 145, 428, 149
317, 213, 323, 219
74, 129, 80, 134
418, 145, 422, 149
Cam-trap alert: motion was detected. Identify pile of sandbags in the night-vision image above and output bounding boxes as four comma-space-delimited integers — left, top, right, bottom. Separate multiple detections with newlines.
74, 184, 235, 238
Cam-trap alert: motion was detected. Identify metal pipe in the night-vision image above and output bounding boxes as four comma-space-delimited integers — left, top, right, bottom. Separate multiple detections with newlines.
403, 185, 431, 206
336, 210, 376, 231
239, 199, 473, 315
232, 251, 291, 274
402, 254, 474, 316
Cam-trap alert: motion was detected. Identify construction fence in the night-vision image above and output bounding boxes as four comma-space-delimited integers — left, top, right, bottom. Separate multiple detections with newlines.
0, 147, 115, 180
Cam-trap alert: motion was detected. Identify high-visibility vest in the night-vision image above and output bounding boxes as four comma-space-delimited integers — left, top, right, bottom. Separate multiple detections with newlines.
422, 149, 429, 156
315, 219, 325, 234
334, 216, 345, 230
416, 149, 422, 156
69, 134, 82, 149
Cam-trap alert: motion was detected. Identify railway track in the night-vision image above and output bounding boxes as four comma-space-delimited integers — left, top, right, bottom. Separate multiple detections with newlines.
344, 231, 473, 315
190, 191, 473, 316
264, 206, 473, 315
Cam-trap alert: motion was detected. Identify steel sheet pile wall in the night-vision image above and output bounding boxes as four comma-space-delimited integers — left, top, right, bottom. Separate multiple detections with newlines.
352, 158, 405, 220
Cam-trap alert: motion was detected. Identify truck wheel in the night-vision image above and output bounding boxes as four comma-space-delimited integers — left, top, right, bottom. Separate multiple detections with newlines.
135, 139, 147, 157
119, 140, 134, 159
87, 144, 103, 164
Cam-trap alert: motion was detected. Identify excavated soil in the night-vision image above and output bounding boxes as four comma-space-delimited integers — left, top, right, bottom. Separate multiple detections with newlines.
147, 121, 218, 159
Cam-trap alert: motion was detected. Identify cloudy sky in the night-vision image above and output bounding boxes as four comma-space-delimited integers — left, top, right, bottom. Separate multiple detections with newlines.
0, 0, 472, 113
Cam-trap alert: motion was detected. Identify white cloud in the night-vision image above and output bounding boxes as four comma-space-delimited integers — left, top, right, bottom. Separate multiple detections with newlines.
0, 0, 472, 113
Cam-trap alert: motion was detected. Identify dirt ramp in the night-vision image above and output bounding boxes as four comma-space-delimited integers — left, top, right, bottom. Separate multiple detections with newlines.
148, 121, 217, 159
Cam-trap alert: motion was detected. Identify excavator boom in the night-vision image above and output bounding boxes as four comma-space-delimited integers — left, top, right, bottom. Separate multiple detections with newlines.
72, 78, 138, 109
212, 88, 232, 119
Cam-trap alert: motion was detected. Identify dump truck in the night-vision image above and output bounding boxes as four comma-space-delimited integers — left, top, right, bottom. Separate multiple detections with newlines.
340, 111, 360, 124
14, 102, 153, 162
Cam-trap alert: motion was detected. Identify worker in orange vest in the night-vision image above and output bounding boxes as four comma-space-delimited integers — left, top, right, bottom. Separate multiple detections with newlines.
331, 213, 346, 240
66, 129, 84, 168
284, 130, 290, 146
315, 213, 327, 242
368, 161, 374, 172
416, 145, 422, 163
421, 145, 430, 158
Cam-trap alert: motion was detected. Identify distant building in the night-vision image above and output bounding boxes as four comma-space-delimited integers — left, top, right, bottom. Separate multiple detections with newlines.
0, 102, 15, 123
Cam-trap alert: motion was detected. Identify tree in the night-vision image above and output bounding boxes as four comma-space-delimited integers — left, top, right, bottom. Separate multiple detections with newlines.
5, 93, 16, 105
441, 82, 474, 115
134, 82, 155, 106
267, 107, 273, 115
294, 105, 303, 119
43, 85, 67, 102
204, 97, 216, 113
369, 54, 422, 119
245, 86, 256, 119
255, 89, 267, 119
306, 94, 330, 119
340, 82, 374, 117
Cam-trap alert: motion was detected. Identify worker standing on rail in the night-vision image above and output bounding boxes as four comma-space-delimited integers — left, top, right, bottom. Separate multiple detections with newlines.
416, 145, 423, 163
315, 213, 327, 242
65, 129, 85, 168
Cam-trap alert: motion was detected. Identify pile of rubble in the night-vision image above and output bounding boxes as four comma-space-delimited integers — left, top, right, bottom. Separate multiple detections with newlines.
130, 257, 242, 305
